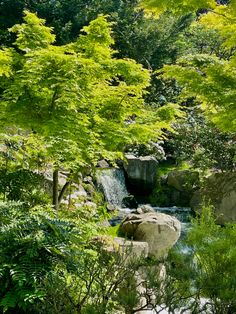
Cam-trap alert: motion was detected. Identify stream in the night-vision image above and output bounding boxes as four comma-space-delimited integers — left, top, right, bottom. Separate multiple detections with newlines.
97, 168, 193, 238
97, 168, 199, 313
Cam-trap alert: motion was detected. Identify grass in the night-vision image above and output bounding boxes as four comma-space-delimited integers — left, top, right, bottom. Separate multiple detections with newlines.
106, 224, 121, 238
157, 161, 191, 177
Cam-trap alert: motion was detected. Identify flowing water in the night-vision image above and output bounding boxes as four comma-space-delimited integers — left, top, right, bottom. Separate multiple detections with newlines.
97, 168, 193, 234
96, 168, 129, 207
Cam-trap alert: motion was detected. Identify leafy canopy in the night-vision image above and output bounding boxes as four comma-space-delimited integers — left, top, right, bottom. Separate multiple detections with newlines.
0, 11, 181, 170
142, 0, 236, 132
161, 53, 236, 132
141, 0, 216, 16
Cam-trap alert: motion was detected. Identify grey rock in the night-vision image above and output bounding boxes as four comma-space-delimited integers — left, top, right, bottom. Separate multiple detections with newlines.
106, 204, 117, 212
136, 205, 155, 214
124, 154, 158, 192
167, 170, 199, 192
120, 212, 181, 258
97, 159, 110, 168
83, 176, 93, 183
113, 237, 149, 259
191, 172, 236, 224
72, 184, 87, 198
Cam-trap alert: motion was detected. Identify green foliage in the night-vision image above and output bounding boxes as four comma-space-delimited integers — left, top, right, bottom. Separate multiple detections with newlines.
1, 3, 235, 313
0, 203, 72, 312
167, 110, 236, 171
177, 24, 233, 59
142, 0, 236, 133
113, 10, 193, 69
161, 52, 236, 132
200, 3, 236, 50
186, 205, 236, 311
1, 11, 180, 173
0, 132, 49, 175
0, 169, 51, 206
0, 49, 13, 77
9, 10, 55, 52
0, 201, 102, 313
0, 202, 160, 313
162, 205, 236, 313
106, 225, 121, 238
141, 0, 216, 16
0, 1, 193, 127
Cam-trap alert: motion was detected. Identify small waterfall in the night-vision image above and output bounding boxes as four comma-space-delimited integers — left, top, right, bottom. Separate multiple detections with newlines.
97, 168, 129, 207
96, 169, 194, 232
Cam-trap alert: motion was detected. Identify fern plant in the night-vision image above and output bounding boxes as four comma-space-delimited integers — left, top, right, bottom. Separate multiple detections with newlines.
0, 202, 93, 313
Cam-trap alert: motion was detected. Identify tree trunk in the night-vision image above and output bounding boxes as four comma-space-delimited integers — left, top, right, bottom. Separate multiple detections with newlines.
53, 169, 59, 210
58, 181, 71, 205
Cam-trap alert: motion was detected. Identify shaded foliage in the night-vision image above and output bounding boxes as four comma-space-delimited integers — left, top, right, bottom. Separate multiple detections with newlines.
166, 109, 236, 171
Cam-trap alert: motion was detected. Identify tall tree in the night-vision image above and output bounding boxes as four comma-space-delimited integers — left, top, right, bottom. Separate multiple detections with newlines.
0, 11, 181, 208
0, 0, 193, 113
142, 0, 236, 132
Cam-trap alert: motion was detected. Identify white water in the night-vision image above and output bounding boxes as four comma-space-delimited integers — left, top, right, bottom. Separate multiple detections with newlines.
96, 168, 129, 207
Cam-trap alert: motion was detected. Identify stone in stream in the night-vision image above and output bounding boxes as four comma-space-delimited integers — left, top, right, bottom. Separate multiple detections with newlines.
122, 195, 138, 209
136, 204, 155, 214
120, 212, 181, 258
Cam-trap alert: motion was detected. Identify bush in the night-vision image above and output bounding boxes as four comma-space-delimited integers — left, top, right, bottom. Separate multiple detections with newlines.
0, 169, 51, 206
0, 202, 148, 313
163, 205, 236, 313
0, 202, 93, 313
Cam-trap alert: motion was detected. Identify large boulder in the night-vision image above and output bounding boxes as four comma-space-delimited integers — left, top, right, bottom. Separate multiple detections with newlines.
120, 212, 181, 258
191, 172, 236, 224
167, 170, 199, 192
124, 154, 158, 193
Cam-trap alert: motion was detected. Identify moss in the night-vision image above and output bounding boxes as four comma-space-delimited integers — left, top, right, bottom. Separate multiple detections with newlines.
106, 224, 126, 238
157, 161, 191, 177
149, 161, 195, 206
106, 225, 120, 238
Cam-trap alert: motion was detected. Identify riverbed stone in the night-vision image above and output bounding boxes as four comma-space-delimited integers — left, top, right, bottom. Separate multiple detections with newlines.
136, 205, 155, 214
122, 195, 138, 209
120, 212, 181, 258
